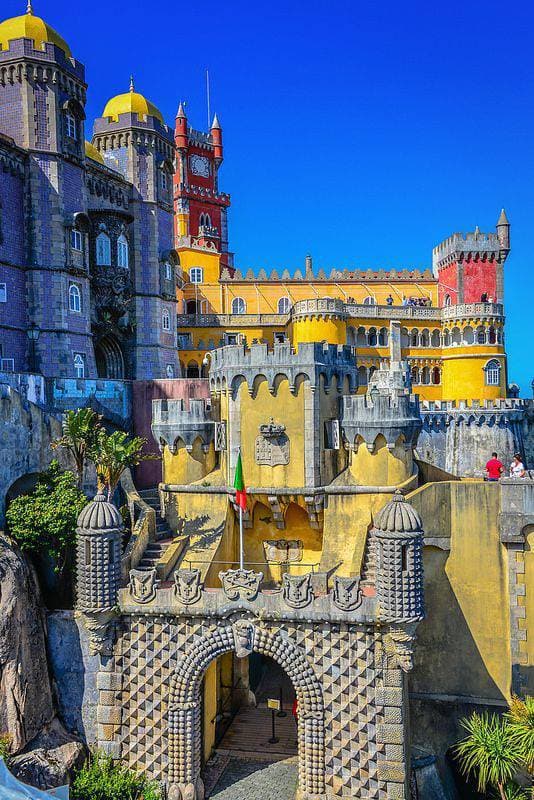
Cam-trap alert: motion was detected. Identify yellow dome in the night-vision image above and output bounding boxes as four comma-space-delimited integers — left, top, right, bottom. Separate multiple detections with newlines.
85, 140, 104, 165
103, 78, 163, 124
0, 7, 71, 57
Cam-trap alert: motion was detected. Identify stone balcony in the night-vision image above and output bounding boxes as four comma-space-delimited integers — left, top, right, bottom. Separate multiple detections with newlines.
441, 302, 504, 321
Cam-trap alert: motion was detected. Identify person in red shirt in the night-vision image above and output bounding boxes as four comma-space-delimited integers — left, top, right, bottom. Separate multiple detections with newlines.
485, 452, 504, 481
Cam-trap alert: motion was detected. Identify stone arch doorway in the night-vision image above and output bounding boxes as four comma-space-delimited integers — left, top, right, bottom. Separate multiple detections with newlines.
95, 334, 125, 379
168, 621, 325, 799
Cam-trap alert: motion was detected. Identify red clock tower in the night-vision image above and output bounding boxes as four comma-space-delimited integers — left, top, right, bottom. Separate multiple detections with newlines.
174, 103, 232, 269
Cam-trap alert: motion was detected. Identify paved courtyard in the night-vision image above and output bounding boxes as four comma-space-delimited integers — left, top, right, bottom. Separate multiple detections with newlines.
207, 755, 298, 799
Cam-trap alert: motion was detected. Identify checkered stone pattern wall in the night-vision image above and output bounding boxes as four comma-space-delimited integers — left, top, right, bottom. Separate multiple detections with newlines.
107, 614, 407, 798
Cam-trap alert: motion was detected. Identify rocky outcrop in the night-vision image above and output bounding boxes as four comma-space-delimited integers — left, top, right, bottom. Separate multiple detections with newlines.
9, 718, 85, 790
0, 533, 55, 751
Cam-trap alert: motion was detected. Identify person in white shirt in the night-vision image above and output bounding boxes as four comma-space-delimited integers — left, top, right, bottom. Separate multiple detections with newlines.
510, 453, 526, 478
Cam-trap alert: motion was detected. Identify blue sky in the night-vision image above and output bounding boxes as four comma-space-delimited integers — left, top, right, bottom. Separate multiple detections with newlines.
6, 0, 533, 390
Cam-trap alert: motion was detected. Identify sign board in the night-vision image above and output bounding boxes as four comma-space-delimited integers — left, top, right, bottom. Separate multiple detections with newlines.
267, 698, 281, 711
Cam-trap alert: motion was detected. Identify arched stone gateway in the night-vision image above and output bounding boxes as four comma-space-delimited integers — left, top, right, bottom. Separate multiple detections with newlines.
167, 621, 325, 800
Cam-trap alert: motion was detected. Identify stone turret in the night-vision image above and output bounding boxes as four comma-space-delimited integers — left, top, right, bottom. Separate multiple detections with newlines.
76, 493, 123, 611
372, 492, 424, 624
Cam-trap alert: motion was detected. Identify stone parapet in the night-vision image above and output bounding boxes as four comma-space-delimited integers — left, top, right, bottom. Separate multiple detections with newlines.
151, 397, 215, 452
433, 229, 508, 270
442, 302, 504, 321
208, 340, 357, 394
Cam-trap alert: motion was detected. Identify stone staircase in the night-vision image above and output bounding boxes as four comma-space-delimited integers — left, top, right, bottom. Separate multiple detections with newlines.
136, 488, 174, 573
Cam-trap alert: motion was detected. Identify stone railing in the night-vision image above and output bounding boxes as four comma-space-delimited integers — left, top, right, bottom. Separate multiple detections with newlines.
421, 398, 527, 411
119, 468, 156, 583
176, 302, 506, 329
291, 298, 346, 316
176, 313, 286, 327
442, 302, 504, 321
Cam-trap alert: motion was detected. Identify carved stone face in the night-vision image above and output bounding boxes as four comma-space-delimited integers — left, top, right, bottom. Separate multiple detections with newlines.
233, 620, 255, 658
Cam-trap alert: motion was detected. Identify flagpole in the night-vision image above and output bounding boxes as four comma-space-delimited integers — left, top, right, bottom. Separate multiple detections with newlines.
239, 505, 244, 570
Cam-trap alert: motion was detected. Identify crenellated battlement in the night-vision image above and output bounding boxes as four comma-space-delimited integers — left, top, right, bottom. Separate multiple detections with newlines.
342, 392, 421, 451
433, 226, 510, 271
208, 340, 357, 394
151, 397, 215, 452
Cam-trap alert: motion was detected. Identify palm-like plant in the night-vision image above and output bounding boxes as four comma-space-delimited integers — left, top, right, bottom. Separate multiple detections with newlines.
51, 408, 102, 487
454, 711, 522, 800
506, 696, 534, 774
90, 430, 155, 500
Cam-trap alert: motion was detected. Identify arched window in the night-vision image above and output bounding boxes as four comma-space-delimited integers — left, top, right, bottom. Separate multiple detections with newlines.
65, 112, 77, 140
277, 296, 291, 314
187, 361, 200, 378
484, 359, 501, 386
431, 329, 441, 348
463, 326, 474, 345
190, 267, 203, 284
69, 283, 81, 312
476, 326, 486, 345
378, 327, 388, 346
232, 297, 246, 315
488, 326, 497, 344
451, 327, 461, 346
444, 294, 452, 307
363, 296, 376, 306
357, 365, 368, 386
96, 232, 111, 266
443, 330, 450, 347
117, 234, 129, 269
368, 327, 377, 346
356, 327, 367, 347
420, 329, 430, 347
165, 262, 173, 281
432, 367, 441, 385
73, 353, 85, 378
162, 309, 171, 331
411, 329, 419, 347
421, 366, 430, 385
166, 364, 175, 379
199, 213, 212, 228
411, 366, 419, 385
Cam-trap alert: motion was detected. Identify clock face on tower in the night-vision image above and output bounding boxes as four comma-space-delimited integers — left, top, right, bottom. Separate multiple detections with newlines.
190, 155, 210, 178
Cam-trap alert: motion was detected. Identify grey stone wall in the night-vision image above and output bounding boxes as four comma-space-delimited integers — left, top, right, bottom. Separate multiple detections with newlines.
0, 383, 62, 526
47, 611, 99, 745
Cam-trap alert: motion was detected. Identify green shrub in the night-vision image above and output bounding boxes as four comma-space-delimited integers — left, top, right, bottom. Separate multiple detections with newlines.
5, 460, 87, 573
71, 752, 161, 800
0, 733, 11, 765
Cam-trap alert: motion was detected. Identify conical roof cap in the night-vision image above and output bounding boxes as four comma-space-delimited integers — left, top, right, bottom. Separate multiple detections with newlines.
497, 208, 509, 225
77, 493, 123, 531
374, 491, 422, 534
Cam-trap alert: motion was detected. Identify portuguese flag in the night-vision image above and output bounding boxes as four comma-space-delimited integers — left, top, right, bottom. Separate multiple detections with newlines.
234, 451, 247, 511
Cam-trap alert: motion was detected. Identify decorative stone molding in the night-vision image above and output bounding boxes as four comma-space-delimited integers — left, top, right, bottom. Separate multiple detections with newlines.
219, 568, 263, 601
167, 624, 325, 798
263, 539, 303, 563
332, 575, 362, 611
128, 568, 157, 604
282, 572, 313, 608
174, 569, 203, 605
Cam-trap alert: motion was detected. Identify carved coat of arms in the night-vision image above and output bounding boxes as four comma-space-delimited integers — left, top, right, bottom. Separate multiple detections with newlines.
255, 419, 290, 467
174, 569, 202, 605
282, 572, 313, 608
129, 568, 157, 604
219, 568, 263, 601
332, 575, 362, 612
263, 539, 303, 564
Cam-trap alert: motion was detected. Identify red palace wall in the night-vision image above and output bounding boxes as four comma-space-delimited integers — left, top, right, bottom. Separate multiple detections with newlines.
132, 379, 211, 488
462, 260, 497, 303
438, 263, 458, 305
